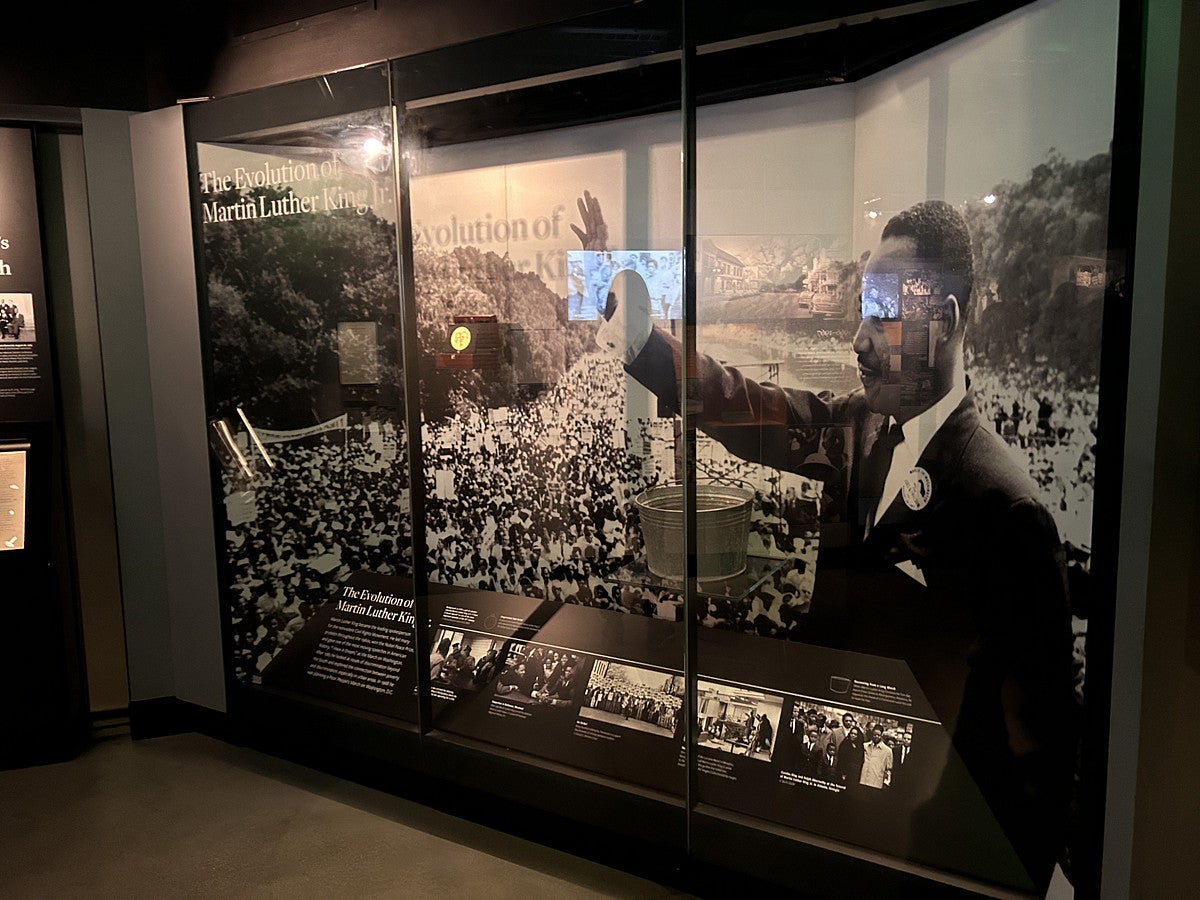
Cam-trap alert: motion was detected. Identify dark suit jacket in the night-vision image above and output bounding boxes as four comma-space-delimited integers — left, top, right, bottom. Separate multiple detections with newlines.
627, 328, 1075, 890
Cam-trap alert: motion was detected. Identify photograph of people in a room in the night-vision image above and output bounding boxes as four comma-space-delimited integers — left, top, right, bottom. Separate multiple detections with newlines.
429, 628, 506, 692
0, 294, 34, 342
775, 702, 915, 790
696, 680, 785, 762
579, 660, 683, 738
490, 642, 589, 709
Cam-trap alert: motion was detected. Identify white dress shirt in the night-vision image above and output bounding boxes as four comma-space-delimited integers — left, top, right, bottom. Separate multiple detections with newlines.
873, 376, 968, 586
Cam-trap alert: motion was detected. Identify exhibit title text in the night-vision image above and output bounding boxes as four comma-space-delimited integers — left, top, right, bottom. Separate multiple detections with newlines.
199, 158, 342, 193
336, 585, 415, 625
412, 207, 570, 280
199, 158, 379, 222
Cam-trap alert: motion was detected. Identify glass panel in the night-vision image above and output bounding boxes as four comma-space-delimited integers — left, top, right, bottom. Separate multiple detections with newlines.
682, 0, 1121, 894
188, 65, 421, 723
396, 8, 689, 798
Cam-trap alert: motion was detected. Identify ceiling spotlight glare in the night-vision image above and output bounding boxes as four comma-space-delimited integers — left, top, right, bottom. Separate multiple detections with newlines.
361, 136, 392, 173
867, 210, 880, 220
983, 193, 997, 205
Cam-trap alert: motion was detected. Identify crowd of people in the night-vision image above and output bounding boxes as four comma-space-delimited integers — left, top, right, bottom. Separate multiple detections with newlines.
219, 333, 1098, 693
221, 418, 412, 680
969, 357, 1098, 558
424, 353, 733, 615
776, 706, 915, 790
582, 670, 682, 734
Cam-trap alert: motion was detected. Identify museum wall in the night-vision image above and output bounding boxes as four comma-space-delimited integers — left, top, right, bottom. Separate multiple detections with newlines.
194, 0, 631, 102
130, 107, 225, 713
1129, 0, 1200, 893
80, 110, 176, 703
36, 133, 129, 714
0, 0, 1192, 894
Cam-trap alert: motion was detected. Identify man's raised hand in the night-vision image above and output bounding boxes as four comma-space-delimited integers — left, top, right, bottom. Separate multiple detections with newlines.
571, 190, 608, 251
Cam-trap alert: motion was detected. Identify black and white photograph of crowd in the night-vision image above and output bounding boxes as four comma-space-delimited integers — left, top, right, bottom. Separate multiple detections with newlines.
776, 703, 916, 791
0, 294, 33, 342
222, 418, 412, 680
579, 660, 683, 737
200, 112, 411, 683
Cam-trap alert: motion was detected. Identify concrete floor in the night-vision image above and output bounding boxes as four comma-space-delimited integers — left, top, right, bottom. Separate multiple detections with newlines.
0, 733, 688, 899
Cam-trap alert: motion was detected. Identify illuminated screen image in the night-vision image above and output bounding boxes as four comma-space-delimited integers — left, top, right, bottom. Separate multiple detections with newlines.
0, 447, 28, 551
567, 250, 683, 321
860, 272, 900, 320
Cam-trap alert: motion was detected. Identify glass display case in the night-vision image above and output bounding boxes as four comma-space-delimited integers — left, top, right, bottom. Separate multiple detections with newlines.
185, 1, 1137, 894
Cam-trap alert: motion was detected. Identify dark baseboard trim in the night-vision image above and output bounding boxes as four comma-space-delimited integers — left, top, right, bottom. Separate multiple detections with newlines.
128, 697, 232, 741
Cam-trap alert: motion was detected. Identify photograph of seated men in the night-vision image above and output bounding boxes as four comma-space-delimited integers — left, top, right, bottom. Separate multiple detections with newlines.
491, 643, 588, 709
574, 192, 1075, 890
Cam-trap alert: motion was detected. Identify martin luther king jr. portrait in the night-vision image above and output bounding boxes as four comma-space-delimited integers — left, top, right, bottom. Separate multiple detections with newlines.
576, 192, 1075, 890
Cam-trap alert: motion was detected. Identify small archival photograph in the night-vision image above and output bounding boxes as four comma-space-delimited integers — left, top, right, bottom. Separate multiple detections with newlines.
0, 293, 35, 343
696, 234, 853, 322
490, 642, 590, 709
696, 679, 785, 762
579, 659, 683, 738
776, 703, 916, 790
430, 628, 505, 692
566, 249, 682, 321
860, 272, 900, 320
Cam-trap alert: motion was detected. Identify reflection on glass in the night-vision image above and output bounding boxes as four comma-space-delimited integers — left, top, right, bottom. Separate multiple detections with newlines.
683, 0, 1119, 891
195, 95, 411, 686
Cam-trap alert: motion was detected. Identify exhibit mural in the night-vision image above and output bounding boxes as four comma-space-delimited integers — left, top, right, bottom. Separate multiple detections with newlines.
190, 0, 1122, 893
400, 0, 1115, 890
196, 108, 417, 715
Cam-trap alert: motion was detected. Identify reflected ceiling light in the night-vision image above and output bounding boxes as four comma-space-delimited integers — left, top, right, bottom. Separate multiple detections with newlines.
866, 210, 880, 220
362, 136, 385, 158
983, 193, 997, 205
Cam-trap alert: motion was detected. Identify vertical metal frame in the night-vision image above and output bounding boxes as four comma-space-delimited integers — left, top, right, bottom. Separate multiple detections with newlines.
679, 0, 700, 855
389, 84, 434, 736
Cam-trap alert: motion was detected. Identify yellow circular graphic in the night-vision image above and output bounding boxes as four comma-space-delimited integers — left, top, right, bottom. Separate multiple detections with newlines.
450, 326, 472, 351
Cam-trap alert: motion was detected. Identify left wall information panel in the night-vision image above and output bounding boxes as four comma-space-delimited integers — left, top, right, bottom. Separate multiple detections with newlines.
0, 128, 53, 423
189, 65, 417, 722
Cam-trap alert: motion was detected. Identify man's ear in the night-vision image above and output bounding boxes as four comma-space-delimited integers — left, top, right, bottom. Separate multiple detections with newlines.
943, 293, 961, 337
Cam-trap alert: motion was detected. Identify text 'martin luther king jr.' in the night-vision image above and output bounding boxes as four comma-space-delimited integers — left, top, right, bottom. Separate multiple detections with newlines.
575, 192, 1075, 890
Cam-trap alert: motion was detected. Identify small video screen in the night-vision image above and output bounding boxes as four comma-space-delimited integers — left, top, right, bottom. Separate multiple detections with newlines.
566, 250, 683, 321
860, 272, 900, 320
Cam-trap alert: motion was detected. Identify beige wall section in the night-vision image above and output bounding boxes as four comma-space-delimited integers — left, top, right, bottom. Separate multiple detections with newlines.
81, 109, 176, 702
1130, 0, 1200, 894
129, 106, 226, 712
39, 133, 129, 713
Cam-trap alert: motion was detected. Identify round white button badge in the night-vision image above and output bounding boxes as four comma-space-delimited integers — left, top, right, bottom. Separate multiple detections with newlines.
901, 467, 933, 511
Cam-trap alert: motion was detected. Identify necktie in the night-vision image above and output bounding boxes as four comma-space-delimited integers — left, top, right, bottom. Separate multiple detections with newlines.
863, 421, 905, 529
